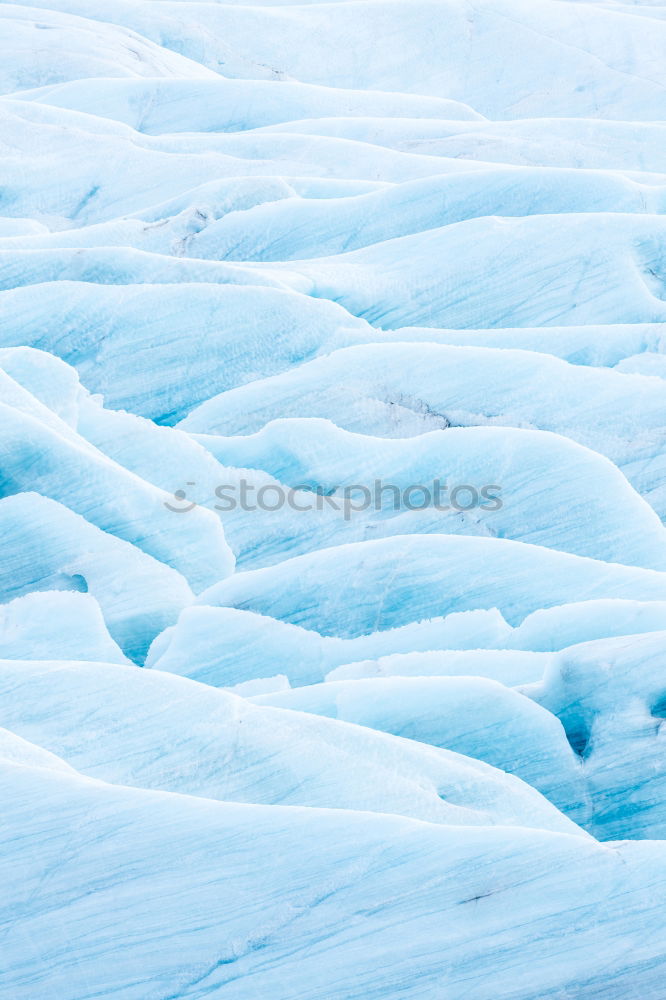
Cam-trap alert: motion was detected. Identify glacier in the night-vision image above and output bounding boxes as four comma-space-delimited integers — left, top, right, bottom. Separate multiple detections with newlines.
1, 0, 666, 996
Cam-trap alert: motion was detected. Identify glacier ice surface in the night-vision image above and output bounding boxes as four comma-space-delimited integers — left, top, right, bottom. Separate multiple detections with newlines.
2, 0, 666, 995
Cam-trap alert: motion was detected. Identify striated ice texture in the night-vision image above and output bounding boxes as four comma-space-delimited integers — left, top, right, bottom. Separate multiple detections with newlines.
1, 0, 666, 996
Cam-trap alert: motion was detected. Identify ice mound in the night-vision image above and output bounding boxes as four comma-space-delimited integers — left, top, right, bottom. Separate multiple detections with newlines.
0, 592, 129, 663
197, 534, 666, 635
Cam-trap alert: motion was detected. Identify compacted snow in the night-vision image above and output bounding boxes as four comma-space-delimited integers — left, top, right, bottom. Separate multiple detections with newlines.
1, 0, 666, 996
